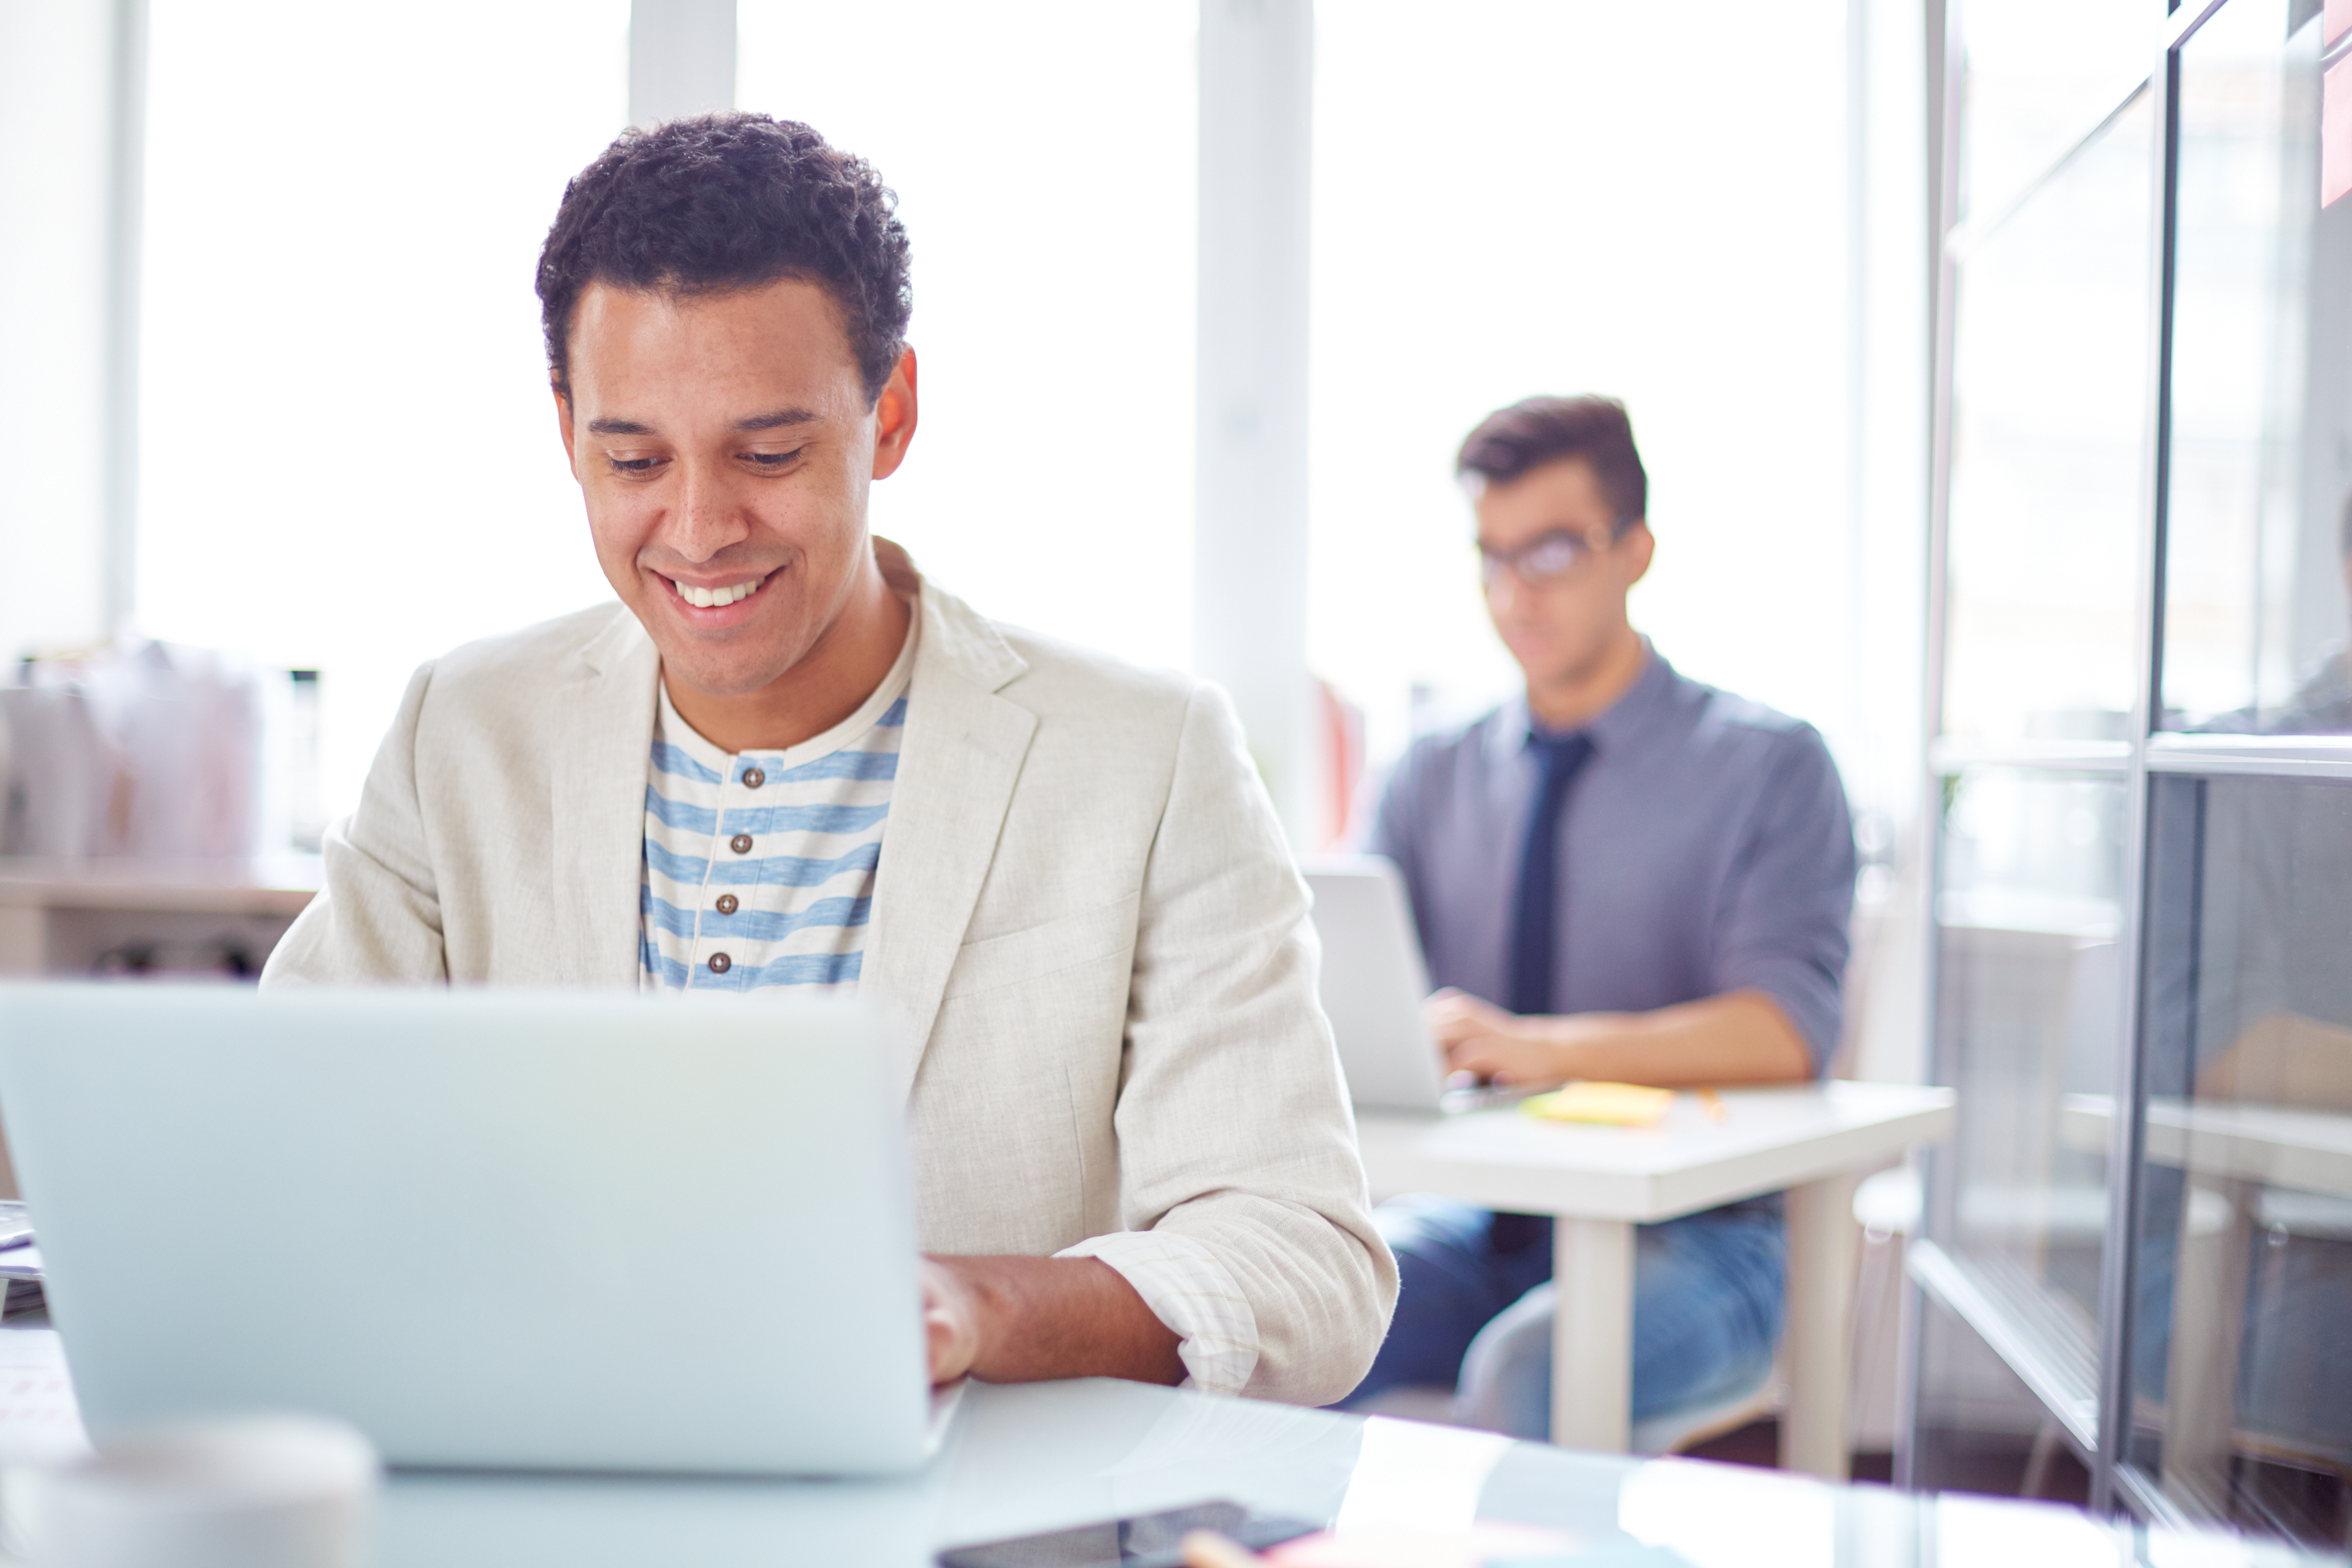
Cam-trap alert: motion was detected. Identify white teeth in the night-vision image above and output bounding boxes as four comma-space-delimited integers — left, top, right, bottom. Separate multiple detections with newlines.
672, 577, 761, 609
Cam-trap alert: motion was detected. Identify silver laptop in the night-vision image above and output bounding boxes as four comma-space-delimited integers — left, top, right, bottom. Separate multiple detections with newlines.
1301, 855, 1525, 1115
0, 984, 952, 1476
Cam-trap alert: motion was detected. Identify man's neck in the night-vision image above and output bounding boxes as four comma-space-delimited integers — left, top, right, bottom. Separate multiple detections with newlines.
1524, 624, 1648, 733
665, 564, 912, 755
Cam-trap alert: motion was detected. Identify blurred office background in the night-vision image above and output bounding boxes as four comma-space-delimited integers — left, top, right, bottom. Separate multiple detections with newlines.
4, 0, 2351, 1550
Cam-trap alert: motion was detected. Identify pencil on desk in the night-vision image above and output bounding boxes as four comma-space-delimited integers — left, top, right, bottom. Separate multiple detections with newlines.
1697, 1086, 1727, 1123
1181, 1529, 1267, 1567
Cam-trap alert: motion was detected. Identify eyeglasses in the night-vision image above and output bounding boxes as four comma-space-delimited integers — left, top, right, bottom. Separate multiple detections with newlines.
1477, 527, 1620, 587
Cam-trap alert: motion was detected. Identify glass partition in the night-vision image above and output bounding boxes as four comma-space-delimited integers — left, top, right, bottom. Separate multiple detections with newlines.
1933, 768, 2128, 1374
2125, 772, 2352, 1542
1910, 1294, 2094, 1503
1921, 0, 2352, 1536
1941, 94, 2155, 746
2159, 0, 2352, 734
1953, 0, 2163, 223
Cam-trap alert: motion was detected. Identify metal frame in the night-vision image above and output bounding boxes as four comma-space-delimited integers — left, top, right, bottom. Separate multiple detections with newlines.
102, 0, 148, 639
1909, 1237, 2101, 1454
1894, 0, 1964, 1494
1915, 0, 2352, 1524
2088, 14, 2179, 1517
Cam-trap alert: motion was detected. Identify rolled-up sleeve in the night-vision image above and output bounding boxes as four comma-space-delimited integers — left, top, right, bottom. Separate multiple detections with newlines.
1710, 726, 1857, 1074
1113, 681, 1398, 1405
1056, 1229, 1259, 1394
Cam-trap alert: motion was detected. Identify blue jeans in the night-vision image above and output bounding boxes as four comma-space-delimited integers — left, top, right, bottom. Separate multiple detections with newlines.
1344, 1195, 1786, 1441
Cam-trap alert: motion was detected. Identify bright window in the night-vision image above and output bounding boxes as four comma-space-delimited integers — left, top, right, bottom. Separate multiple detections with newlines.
735, 1, 1198, 678
1309, 1, 1854, 770
136, 1, 631, 815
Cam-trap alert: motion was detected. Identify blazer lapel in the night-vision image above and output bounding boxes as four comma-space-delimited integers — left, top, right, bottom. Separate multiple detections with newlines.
862, 570, 1035, 1097
551, 607, 660, 989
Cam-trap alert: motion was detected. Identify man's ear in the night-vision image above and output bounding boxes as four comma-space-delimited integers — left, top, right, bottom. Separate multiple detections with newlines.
1621, 521, 1656, 588
871, 347, 920, 481
553, 376, 579, 471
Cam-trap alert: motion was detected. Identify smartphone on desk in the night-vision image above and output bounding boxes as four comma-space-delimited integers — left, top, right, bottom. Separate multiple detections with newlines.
936, 1499, 1320, 1568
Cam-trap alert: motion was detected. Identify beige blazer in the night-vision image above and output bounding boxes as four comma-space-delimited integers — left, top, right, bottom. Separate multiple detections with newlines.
261, 546, 1395, 1404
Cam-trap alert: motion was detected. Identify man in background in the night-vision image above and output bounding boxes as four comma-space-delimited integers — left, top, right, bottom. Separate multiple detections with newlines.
1346, 395, 1856, 1438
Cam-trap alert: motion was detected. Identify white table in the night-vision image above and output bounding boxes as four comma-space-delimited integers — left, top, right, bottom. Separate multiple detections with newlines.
2061, 1093, 2352, 1198
2060, 1092, 2352, 1514
0, 1324, 2308, 1568
1354, 1080, 1955, 1475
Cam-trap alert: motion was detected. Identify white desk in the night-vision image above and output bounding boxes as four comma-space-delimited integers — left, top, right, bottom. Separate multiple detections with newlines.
2059, 1093, 2352, 1513
1355, 1081, 1955, 1473
2060, 1093, 2352, 1198
0, 1324, 2311, 1568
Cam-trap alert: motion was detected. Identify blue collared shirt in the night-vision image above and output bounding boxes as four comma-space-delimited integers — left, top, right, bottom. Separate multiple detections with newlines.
1366, 647, 1856, 1071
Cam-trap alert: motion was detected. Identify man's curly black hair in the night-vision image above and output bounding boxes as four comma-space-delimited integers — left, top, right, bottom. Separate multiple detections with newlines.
536, 113, 912, 405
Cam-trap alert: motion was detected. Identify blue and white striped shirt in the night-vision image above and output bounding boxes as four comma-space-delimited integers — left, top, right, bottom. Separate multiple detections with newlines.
638, 626, 916, 993
631, 608, 1260, 1393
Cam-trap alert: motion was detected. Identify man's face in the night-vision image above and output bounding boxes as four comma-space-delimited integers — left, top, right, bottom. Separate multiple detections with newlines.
557, 277, 915, 699
1473, 457, 1653, 688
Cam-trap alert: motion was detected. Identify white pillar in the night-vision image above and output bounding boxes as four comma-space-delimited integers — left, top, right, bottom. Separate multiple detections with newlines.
628, 0, 736, 129
1195, 0, 1315, 842
0, 0, 144, 655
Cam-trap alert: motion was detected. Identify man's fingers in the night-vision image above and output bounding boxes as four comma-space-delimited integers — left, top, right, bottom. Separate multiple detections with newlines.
1426, 993, 1489, 1041
1427, 991, 1505, 1027
1443, 1034, 1503, 1074
920, 1258, 982, 1386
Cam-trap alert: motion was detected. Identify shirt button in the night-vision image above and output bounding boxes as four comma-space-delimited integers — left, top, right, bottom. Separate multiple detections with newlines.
715, 894, 739, 915
708, 952, 731, 975
741, 766, 765, 788
730, 833, 754, 855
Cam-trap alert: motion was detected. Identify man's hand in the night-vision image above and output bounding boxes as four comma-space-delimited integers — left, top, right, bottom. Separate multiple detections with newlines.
1428, 989, 1578, 1087
921, 1258, 987, 1385
918, 1255, 1186, 1388
1424, 987, 1816, 1089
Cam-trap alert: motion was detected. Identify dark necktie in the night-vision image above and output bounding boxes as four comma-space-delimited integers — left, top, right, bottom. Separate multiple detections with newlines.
1492, 730, 1595, 1257
1506, 731, 1595, 1017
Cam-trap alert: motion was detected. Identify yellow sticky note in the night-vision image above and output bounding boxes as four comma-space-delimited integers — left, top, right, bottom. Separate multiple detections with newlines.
1522, 1081, 1676, 1127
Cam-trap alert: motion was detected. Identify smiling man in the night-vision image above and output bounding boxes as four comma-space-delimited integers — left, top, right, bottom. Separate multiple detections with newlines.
261, 114, 1394, 1403
1341, 395, 1856, 1441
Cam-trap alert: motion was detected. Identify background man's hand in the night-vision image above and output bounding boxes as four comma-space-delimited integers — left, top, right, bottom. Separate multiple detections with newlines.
1426, 989, 1576, 1087
1425, 987, 1816, 1090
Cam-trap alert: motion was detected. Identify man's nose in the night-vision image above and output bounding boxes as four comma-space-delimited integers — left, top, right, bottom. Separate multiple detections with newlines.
662, 459, 752, 564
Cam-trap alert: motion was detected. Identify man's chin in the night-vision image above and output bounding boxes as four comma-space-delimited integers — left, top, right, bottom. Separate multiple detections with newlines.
647, 631, 807, 702
657, 655, 801, 701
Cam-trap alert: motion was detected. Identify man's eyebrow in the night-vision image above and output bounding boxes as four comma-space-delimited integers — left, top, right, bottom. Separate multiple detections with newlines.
583, 410, 816, 437
734, 407, 819, 432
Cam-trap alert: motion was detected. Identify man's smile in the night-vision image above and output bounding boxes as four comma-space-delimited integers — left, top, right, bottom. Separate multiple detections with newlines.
662, 569, 775, 610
